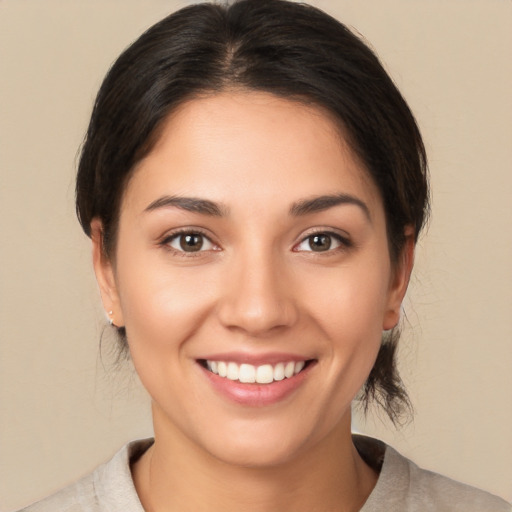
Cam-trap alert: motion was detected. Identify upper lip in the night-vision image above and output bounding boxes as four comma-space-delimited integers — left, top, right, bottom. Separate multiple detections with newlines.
197, 352, 313, 366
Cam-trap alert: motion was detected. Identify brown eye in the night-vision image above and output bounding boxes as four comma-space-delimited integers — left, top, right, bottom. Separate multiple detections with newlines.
167, 232, 215, 253
294, 232, 349, 253
308, 234, 332, 252
180, 233, 203, 252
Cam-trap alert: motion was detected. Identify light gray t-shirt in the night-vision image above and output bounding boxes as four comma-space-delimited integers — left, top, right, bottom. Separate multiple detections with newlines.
19, 437, 511, 511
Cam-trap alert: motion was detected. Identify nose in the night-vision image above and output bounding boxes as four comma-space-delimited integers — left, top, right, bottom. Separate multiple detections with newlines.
216, 250, 299, 336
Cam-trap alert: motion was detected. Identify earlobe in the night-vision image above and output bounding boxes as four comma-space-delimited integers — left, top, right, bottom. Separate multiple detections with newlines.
90, 219, 124, 327
382, 227, 415, 331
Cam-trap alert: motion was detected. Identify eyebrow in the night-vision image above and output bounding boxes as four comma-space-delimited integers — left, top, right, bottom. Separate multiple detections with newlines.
289, 194, 371, 220
144, 193, 370, 220
144, 195, 227, 216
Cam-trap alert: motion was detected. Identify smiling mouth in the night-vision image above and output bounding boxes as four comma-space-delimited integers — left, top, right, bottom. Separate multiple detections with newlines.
199, 359, 314, 384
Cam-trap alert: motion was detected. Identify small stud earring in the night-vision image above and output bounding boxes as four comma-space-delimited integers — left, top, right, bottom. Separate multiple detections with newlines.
107, 310, 113, 326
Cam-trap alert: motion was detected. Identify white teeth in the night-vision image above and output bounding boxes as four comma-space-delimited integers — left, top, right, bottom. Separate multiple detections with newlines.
273, 362, 285, 381
226, 362, 239, 380
256, 364, 274, 384
284, 361, 295, 378
239, 364, 256, 383
217, 361, 227, 377
205, 360, 307, 384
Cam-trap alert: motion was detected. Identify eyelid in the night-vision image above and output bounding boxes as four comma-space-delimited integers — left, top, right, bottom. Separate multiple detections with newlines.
293, 228, 352, 252
160, 227, 220, 254
158, 226, 352, 255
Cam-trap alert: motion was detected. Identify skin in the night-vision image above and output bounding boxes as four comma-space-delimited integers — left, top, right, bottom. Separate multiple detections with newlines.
91, 91, 414, 511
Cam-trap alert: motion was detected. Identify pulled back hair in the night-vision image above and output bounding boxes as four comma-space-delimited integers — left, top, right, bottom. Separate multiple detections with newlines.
76, 0, 429, 424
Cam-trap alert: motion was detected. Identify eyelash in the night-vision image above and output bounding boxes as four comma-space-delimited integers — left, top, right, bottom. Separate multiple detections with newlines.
159, 229, 353, 256
160, 229, 218, 256
293, 230, 353, 254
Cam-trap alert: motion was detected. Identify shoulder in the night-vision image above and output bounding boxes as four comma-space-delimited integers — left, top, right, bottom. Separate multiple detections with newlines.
17, 472, 97, 512
403, 452, 510, 511
17, 439, 153, 512
357, 436, 511, 512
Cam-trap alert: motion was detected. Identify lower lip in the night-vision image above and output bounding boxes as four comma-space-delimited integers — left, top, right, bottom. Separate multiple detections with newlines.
199, 362, 314, 407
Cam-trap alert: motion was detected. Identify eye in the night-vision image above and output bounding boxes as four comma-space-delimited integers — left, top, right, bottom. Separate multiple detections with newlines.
294, 232, 349, 252
166, 231, 216, 253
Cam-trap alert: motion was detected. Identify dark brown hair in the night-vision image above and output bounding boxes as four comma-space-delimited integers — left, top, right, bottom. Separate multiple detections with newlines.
76, 0, 429, 424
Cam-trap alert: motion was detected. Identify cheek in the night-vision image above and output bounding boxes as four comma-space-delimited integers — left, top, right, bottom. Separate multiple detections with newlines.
114, 243, 217, 354
310, 256, 391, 338
304, 256, 391, 389
113, 251, 219, 416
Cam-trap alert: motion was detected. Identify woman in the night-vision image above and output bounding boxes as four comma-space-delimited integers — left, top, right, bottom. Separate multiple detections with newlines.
19, 0, 510, 510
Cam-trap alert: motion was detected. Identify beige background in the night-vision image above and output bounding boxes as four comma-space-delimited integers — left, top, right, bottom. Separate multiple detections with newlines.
1, 0, 511, 509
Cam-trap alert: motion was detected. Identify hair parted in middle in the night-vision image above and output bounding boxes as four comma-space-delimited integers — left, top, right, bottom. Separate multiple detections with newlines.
76, 0, 429, 425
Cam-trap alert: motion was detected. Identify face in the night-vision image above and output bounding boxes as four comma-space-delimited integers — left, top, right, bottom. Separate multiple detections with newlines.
93, 92, 412, 467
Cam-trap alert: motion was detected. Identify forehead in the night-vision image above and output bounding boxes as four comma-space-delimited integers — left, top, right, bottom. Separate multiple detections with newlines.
124, 91, 383, 217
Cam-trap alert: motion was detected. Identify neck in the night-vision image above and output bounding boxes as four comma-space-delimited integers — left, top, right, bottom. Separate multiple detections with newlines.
132, 405, 377, 512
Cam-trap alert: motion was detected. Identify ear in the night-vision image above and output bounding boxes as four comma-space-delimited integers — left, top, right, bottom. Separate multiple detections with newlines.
90, 219, 124, 327
382, 226, 415, 331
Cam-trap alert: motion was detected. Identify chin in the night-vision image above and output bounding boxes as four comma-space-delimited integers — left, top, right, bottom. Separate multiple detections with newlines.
197, 413, 333, 469
210, 434, 305, 469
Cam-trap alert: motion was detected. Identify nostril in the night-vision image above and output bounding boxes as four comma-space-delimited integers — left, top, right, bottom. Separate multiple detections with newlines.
216, 297, 299, 335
